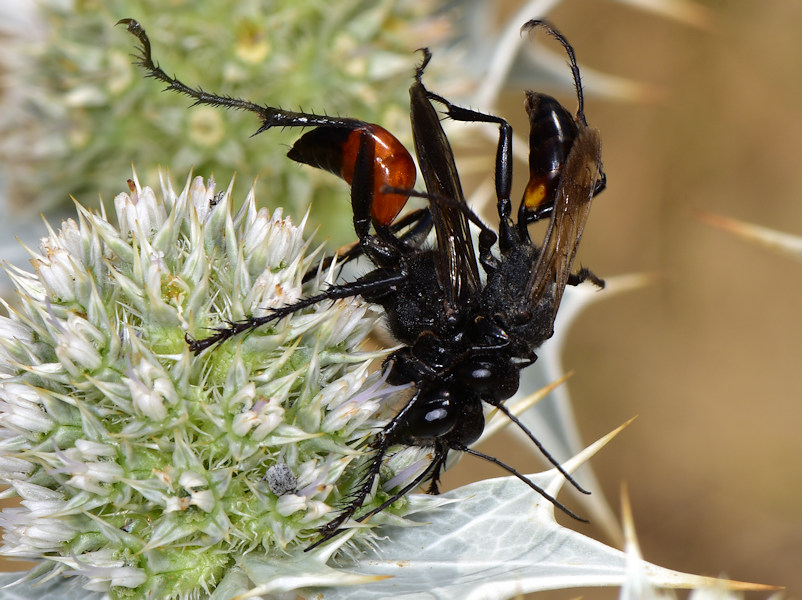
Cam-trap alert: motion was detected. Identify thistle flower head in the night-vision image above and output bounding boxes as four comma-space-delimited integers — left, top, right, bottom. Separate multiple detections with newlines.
0, 172, 423, 597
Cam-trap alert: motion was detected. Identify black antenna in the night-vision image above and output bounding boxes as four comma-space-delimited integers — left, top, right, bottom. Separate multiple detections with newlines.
118, 18, 362, 134
415, 47, 434, 82
492, 401, 590, 494
306, 437, 586, 550
360, 442, 587, 522
522, 20, 588, 125
454, 444, 587, 522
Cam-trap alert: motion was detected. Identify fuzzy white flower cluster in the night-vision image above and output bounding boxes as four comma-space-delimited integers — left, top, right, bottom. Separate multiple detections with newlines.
0, 173, 413, 598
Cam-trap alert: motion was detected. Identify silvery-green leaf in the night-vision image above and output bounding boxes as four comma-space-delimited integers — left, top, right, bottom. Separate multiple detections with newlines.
294, 423, 764, 600
509, 274, 655, 545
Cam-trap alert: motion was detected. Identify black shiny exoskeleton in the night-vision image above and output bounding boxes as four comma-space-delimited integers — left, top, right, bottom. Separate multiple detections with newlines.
121, 18, 606, 550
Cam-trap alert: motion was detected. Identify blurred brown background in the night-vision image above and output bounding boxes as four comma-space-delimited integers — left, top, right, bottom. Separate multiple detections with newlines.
449, 1, 802, 598
2, 1, 800, 598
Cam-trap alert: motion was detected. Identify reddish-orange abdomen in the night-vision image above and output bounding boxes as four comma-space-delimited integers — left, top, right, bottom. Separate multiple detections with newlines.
288, 123, 416, 228
338, 125, 416, 226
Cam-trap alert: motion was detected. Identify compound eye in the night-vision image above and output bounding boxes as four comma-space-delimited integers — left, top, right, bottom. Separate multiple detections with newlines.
458, 359, 498, 392
458, 358, 519, 402
407, 387, 458, 441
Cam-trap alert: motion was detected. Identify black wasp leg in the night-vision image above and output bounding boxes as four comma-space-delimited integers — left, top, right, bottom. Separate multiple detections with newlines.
421, 87, 517, 253
424, 92, 513, 210
566, 266, 605, 289
306, 389, 444, 551
383, 186, 501, 273
424, 440, 449, 494
307, 414, 404, 550
187, 270, 406, 354
350, 132, 377, 243
345, 131, 426, 270
395, 207, 434, 252
308, 445, 446, 551
119, 19, 366, 133
305, 435, 391, 552
414, 50, 512, 210
354, 442, 448, 523
301, 208, 432, 284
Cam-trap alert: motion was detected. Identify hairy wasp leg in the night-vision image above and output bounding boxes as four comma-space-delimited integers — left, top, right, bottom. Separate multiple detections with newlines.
306, 388, 448, 551
424, 441, 449, 494
393, 207, 434, 251
354, 446, 447, 525
301, 208, 432, 283
187, 270, 407, 354
322, 130, 419, 271
119, 19, 367, 134
567, 266, 605, 288
419, 85, 516, 254
304, 437, 391, 552
305, 416, 404, 551
425, 93, 513, 211
383, 186, 501, 273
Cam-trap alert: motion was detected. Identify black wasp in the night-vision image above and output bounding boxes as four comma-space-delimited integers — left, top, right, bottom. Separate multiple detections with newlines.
120, 18, 606, 550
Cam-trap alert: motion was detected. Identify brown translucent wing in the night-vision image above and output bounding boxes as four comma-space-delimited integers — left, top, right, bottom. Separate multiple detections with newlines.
409, 80, 481, 309
527, 126, 602, 318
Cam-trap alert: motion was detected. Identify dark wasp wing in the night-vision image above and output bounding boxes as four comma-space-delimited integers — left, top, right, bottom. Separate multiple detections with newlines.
526, 126, 602, 321
409, 79, 481, 313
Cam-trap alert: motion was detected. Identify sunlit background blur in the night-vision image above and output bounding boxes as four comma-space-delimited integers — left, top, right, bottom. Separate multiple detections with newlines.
462, 2, 802, 598
1, 1, 799, 598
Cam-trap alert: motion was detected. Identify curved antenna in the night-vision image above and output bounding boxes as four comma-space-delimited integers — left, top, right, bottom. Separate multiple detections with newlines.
492, 401, 590, 495
454, 444, 588, 522
521, 20, 588, 125
414, 47, 433, 83
307, 438, 586, 551
118, 18, 364, 134
362, 441, 587, 525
